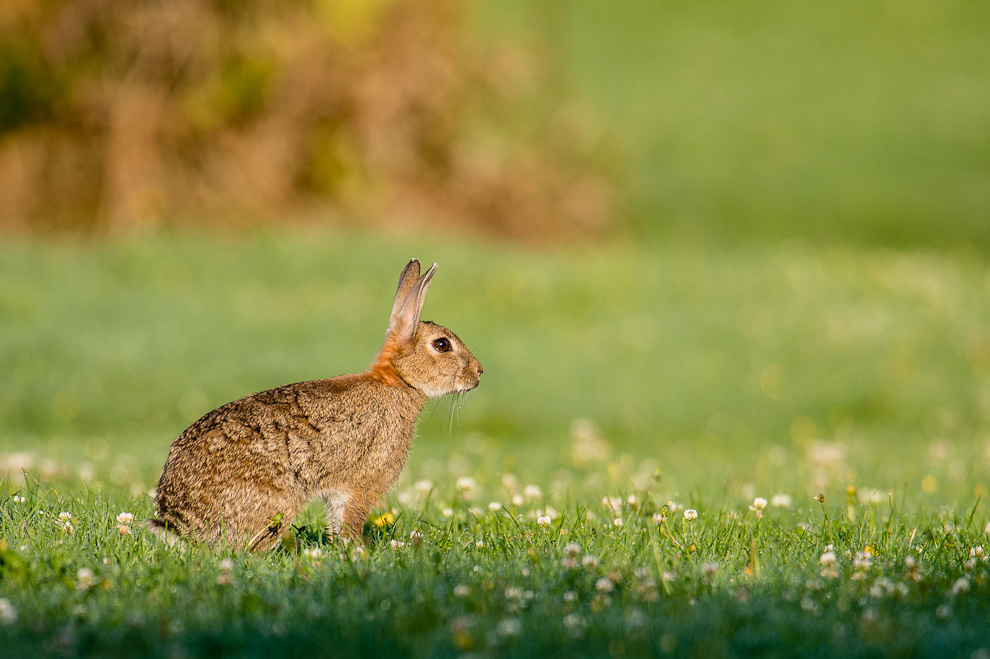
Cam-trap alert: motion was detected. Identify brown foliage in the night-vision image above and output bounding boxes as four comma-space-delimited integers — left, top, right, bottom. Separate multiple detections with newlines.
0, 0, 615, 240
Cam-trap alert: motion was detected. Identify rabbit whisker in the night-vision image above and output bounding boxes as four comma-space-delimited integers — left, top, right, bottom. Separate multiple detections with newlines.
446, 391, 474, 435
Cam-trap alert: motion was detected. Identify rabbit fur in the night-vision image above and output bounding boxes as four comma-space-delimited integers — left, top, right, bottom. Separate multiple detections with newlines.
145, 259, 482, 550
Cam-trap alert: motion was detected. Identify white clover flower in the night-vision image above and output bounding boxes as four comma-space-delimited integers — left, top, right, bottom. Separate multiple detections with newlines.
561, 542, 582, 569
651, 512, 665, 524
853, 551, 872, 570
563, 591, 578, 603
613, 518, 624, 528
488, 501, 502, 512
217, 564, 234, 586
563, 613, 586, 634
770, 493, 792, 508
116, 511, 135, 535
862, 489, 883, 505
0, 598, 17, 625
475, 540, 484, 549
219, 559, 234, 571
455, 476, 477, 499
512, 494, 524, 506
76, 568, 95, 591
602, 496, 623, 514
442, 508, 454, 518
497, 618, 522, 638
684, 509, 698, 521
310, 546, 328, 559
750, 497, 767, 510
389, 539, 405, 550
951, 577, 970, 596
595, 577, 614, 593
409, 530, 424, 544
453, 583, 471, 598
537, 515, 552, 527
971, 546, 984, 557
820, 551, 837, 567
582, 554, 600, 569
626, 608, 647, 631
12, 495, 26, 504
504, 586, 522, 600
524, 484, 542, 501
413, 479, 433, 495
626, 494, 638, 507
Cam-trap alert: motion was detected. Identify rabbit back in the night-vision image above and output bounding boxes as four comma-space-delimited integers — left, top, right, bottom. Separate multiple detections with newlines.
153, 375, 426, 548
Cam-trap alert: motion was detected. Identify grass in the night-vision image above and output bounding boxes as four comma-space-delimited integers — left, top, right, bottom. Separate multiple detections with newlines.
473, 0, 990, 250
3, 479, 990, 658
2, 230, 990, 656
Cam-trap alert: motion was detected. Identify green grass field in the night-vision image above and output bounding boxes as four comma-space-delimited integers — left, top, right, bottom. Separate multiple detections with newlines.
475, 0, 990, 250
3, 2, 989, 655
2, 231, 990, 656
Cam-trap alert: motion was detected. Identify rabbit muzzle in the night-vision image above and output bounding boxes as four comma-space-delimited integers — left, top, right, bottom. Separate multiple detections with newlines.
458, 359, 483, 392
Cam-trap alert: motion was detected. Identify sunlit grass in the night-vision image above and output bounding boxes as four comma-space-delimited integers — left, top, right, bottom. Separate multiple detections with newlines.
1, 230, 990, 655
2, 461, 990, 657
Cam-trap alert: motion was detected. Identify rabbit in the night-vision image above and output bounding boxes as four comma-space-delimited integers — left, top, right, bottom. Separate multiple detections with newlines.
144, 259, 482, 551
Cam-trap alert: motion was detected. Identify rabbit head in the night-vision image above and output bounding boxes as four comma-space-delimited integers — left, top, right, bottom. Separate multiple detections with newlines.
368, 259, 482, 398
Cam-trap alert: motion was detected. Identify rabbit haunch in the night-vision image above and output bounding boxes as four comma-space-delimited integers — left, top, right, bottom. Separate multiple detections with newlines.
145, 259, 482, 550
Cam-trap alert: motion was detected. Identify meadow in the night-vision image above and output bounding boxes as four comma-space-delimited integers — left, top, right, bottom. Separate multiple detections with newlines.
2, 231, 990, 656
477, 0, 990, 249
3, 3, 990, 654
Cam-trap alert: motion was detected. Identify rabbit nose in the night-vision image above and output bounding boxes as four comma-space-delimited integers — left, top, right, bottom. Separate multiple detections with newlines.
476, 363, 483, 375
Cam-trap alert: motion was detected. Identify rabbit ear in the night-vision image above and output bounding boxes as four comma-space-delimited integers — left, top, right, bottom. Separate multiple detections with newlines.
387, 259, 422, 336
391, 262, 437, 347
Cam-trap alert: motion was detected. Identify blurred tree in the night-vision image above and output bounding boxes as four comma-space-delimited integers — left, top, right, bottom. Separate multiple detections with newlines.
0, 0, 615, 240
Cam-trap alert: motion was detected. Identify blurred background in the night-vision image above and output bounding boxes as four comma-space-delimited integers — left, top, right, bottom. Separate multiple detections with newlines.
3, 0, 988, 248
2, 0, 989, 506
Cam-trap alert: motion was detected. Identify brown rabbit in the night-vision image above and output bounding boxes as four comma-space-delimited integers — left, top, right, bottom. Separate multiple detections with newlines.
145, 259, 482, 550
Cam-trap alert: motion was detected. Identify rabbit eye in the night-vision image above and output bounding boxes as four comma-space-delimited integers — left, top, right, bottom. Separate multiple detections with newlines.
432, 337, 451, 353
